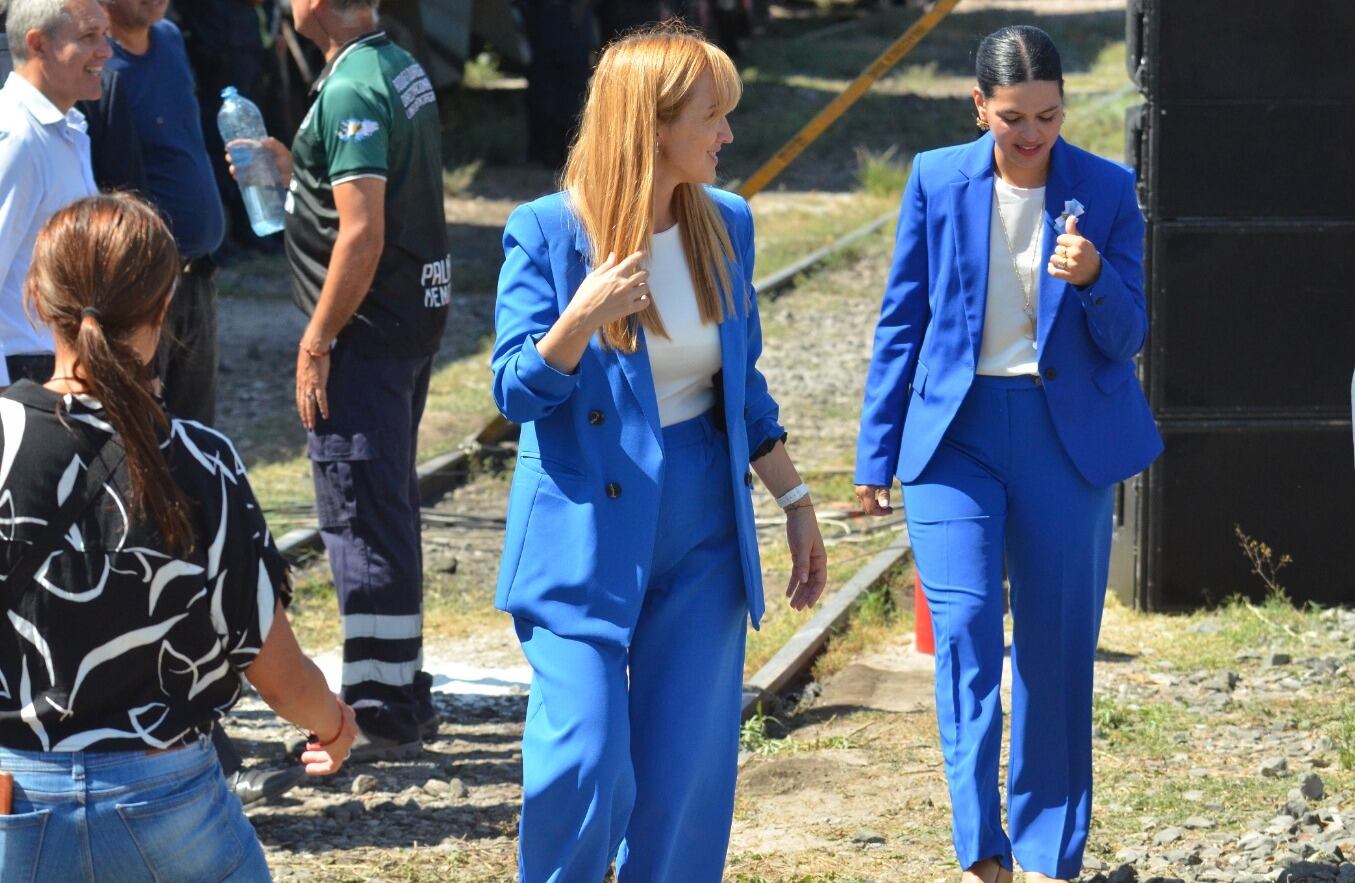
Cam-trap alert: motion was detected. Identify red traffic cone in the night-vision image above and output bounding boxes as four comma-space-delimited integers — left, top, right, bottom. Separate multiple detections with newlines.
914, 572, 934, 655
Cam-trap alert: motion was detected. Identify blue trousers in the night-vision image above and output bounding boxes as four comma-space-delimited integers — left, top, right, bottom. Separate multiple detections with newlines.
514, 413, 747, 883
903, 375, 1113, 879
0, 737, 271, 881
310, 343, 436, 742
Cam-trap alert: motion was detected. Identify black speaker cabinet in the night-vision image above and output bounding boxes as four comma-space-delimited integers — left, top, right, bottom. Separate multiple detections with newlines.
1127, 103, 1355, 221
1117, 420, 1355, 611
1127, 0, 1355, 101
1144, 221, 1355, 417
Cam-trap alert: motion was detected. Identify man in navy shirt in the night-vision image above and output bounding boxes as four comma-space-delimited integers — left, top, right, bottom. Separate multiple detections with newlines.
102, 0, 225, 425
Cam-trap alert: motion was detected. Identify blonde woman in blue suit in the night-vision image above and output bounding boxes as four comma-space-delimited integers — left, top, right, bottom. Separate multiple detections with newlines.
491, 24, 827, 883
855, 26, 1162, 883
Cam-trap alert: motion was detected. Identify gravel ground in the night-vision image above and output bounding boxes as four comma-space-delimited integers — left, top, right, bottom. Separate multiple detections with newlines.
1073, 608, 1355, 883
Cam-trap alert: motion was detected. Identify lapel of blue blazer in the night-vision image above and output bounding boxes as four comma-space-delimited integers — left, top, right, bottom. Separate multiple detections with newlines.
1037, 137, 1084, 355
571, 221, 663, 445
951, 133, 996, 364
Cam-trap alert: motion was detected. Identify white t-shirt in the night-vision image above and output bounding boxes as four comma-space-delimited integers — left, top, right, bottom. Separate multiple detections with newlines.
645, 225, 722, 427
977, 178, 1044, 376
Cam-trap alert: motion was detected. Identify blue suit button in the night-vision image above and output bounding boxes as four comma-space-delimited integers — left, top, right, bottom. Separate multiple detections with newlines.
588, 410, 605, 425
1044, 367, 1058, 380
1094, 296, 1105, 306
605, 482, 621, 499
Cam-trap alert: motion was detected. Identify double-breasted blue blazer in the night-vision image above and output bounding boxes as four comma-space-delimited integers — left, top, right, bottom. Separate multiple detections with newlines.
856, 133, 1163, 490
492, 188, 784, 646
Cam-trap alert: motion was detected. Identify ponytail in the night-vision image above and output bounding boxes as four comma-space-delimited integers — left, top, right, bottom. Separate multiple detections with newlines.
26, 194, 194, 556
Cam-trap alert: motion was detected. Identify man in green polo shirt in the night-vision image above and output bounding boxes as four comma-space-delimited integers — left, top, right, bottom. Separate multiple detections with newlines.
259, 0, 449, 761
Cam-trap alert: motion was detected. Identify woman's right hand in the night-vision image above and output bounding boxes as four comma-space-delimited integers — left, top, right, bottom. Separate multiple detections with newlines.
563, 250, 650, 332
855, 484, 893, 516
299, 699, 357, 775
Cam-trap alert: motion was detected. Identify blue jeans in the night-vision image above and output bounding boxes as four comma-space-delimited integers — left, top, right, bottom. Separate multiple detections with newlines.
0, 737, 271, 882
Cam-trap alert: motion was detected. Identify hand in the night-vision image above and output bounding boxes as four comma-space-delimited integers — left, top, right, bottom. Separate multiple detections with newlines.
300, 700, 357, 775
562, 250, 650, 333
225, 136, 293, 187
855, 484, 893, 516
784, 503, 827, 610
1047, 215, 1100, 287
296, 343, 331, 431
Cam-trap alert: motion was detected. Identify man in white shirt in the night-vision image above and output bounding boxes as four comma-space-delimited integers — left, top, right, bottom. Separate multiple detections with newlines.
0, 0, 109, 386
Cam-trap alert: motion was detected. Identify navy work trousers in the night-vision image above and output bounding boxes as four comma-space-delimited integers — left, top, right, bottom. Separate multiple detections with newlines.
903, 374, 1114, 878
310, 342, 435, 742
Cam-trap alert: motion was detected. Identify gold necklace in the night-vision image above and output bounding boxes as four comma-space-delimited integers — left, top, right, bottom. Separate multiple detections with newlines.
994, 187, 1042, 341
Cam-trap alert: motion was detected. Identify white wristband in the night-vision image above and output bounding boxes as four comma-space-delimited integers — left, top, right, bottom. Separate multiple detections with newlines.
775, 482, 810, 510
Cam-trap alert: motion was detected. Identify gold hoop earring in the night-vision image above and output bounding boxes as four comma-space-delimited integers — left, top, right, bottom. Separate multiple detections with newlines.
976, 116, 989, 131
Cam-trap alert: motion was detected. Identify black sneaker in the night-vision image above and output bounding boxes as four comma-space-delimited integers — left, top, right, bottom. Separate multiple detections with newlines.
414, 672, 440, 741
227, 765, 305, 807
420, 710, 440, 741
347, 727, 424, 764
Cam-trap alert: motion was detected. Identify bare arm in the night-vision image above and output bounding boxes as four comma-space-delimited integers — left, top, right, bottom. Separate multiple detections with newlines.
295, 176, 386, 429
752, 441, 827, 610
246, 602, 357, 774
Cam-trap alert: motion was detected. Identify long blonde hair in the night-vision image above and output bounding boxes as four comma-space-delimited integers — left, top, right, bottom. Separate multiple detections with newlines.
563, 22, 744, 353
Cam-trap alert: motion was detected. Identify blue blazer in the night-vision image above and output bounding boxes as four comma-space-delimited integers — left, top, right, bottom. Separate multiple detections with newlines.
491, 188, 784, 645
856, 134, 1163, 490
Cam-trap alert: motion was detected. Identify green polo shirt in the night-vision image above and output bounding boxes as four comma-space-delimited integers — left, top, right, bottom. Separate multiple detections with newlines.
284, 31, 450, 356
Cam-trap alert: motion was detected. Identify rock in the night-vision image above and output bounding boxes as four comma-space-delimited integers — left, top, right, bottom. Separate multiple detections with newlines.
1153, 826, 1183, 845
1107, 864, 1139, 883
1183, 815, 1216, 829
1262, 756, 1290, 778
1183, 790, 1205, 802
445, 777, 469, 799
351, 774, 378, 795
1270, 652, 1294, 666
1202, 670, 1240, 692
1304, 773, 1328, 801
851, 829, 886, 845
422, 778, 452, 797
1114, 848, 1144, 865
1083, 857, 1109, 871
1289, 797, 1312, 818
1268, 813, 1299, 834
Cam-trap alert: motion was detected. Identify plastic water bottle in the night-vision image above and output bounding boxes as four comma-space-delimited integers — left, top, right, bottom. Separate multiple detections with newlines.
217, 86, 286, 237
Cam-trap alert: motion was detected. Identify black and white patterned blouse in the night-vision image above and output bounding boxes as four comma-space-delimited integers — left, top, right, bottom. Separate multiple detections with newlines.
0, 381, 291, 752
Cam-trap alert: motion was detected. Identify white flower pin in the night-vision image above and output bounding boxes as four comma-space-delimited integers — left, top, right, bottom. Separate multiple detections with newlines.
1055, 198, 1085, 234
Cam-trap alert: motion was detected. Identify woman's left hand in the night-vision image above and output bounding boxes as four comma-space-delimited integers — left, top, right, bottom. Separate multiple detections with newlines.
785, 504, 827, 610
1048, 215, 1101, 287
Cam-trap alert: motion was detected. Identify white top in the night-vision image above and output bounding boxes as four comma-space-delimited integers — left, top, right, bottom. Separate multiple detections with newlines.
0, 73, 98, 384
977, 178, 1044, 377
645, 225, 721, 427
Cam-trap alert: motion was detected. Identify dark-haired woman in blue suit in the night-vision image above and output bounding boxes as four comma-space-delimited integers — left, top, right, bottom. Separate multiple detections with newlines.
855, 26, 1162, 883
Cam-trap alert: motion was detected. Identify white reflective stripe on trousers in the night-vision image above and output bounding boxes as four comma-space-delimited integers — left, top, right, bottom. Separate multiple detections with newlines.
340, 613, 423, 641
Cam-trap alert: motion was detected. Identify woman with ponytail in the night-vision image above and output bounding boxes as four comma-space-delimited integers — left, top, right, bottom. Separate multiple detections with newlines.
0, 193, 356, 881
492, 22, 827, 882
